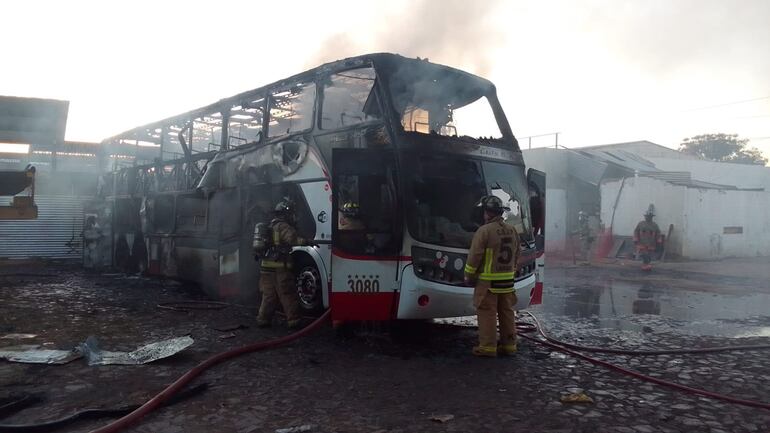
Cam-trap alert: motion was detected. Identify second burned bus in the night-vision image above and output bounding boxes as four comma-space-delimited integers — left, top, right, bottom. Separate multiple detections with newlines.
97, 53, 546, 321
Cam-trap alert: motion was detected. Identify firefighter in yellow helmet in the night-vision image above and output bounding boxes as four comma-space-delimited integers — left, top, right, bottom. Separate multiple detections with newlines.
257, 198, 313, 329
338, 201, 365, 231
464, 195, 521, 357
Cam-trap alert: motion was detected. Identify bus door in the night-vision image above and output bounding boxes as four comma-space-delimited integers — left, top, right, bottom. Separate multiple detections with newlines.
527, 168, 546, 305
330, 148, 403, 321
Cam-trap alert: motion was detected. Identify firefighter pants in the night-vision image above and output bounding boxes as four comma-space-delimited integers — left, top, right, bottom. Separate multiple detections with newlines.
637, 245, 654, 264
474, 285, 517, 353
83, 242, 99, 269
257, 268, 301, 326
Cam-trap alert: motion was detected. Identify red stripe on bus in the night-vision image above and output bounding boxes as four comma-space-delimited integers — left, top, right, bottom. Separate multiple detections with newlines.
530, 281, 544, 305
330, 292, 400, 321
332, 248, 411, 262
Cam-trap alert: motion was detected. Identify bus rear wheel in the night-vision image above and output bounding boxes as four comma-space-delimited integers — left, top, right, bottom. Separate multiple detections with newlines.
296, 261, 323, 313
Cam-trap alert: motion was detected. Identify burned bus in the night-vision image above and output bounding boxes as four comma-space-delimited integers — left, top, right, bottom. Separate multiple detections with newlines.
97, 53, 546, 321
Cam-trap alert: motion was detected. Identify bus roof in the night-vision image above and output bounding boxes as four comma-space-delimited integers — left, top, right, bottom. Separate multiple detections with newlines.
100, 53, 495, 145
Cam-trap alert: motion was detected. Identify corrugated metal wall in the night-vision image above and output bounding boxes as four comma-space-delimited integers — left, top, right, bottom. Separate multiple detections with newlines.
0, 195, 87, 259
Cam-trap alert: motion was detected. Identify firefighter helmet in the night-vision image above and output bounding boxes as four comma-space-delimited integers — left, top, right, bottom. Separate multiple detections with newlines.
644, 204, 655, 218
476, 195, 510, 215
274, 198, 295, 215
341, 201, 360, 218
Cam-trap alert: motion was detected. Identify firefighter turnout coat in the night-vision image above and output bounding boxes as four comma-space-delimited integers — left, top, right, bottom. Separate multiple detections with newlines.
464, 216, 520, 295
464, 215, 521, 356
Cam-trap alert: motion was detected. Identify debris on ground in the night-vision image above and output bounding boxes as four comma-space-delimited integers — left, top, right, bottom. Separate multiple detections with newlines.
429, 414, 455, 423
0, 345, 82, 364
275, 424, 315, 433
77, 335, 194, 366
560, 393, 595, 404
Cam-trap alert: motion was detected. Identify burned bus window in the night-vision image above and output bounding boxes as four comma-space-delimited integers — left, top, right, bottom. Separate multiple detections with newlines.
164, 122, 189, 160
268, 83, 316, 138
192, 113, 224, 153
229, 97, 265, 147
400, 96, 501, 138
402, 106, 430, 134
389, 65, 502, 139
321, 67, 380, 130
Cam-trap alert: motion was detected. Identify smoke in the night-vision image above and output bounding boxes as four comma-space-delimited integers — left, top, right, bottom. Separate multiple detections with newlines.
308, 0, 505, 77
572, 0, 770, 79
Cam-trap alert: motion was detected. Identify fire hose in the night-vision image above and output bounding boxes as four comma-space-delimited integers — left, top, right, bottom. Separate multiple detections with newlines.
87, 309, 332, 433
72, 308, 767, 433
516, 312, 770, 410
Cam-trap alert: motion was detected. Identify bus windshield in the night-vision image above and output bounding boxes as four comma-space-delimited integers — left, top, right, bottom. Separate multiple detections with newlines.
387, 65, 503, 139
405, 155, 532, 249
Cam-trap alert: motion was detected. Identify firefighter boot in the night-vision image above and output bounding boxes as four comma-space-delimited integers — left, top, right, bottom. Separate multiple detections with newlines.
498, 343, 518, 355
472, 346, 498, 357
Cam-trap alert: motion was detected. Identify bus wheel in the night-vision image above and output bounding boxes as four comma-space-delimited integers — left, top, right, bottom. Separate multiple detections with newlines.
296, 261, 323, 313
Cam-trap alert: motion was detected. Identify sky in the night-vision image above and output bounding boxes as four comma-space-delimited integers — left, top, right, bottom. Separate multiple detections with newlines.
1, 0, 769, 157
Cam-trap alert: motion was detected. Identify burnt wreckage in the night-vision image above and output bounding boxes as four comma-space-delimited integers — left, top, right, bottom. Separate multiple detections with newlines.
94, 53, 545, 320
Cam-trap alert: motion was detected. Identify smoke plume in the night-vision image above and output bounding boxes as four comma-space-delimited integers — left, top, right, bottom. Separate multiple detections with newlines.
308, 0, 505, 77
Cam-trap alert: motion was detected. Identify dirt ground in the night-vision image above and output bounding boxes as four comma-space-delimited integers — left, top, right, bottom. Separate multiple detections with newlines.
1, 260, 769, 433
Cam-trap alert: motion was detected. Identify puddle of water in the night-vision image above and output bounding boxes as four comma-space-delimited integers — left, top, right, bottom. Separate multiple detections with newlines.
540, 271, 770, 337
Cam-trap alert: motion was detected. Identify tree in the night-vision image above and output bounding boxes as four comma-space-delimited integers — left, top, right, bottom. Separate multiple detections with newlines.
679, 133, 768, 166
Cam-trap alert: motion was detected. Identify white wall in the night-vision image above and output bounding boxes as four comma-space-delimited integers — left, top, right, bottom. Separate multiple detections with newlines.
647, 157, 770, 190
682, 188, 770, 259
544, 188, 567, 251
601, 176, 770, 259
600, 177, 685, 256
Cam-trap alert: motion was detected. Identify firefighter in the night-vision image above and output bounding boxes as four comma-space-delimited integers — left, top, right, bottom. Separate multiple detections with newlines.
338, 201, 365, 231
634, 206, 662, 271
463, 195, 521, 357
257, 198, 313, 329
82, 215, 102, 270
575, 211, 594, 263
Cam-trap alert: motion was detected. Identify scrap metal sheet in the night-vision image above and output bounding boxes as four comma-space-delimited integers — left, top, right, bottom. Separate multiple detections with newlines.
78, 336, 194, 366
0, 345, 82, 364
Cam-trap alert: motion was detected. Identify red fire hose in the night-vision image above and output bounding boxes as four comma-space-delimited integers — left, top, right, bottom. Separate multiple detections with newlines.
517, 312, 770, 410
90, 308, 769, 433
88, 310, 331, 433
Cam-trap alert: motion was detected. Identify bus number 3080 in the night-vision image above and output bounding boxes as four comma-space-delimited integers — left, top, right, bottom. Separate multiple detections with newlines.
347, 275, 380, 293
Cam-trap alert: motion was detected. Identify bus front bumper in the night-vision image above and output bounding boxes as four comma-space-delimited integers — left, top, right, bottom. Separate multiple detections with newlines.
396, 264, 537, 319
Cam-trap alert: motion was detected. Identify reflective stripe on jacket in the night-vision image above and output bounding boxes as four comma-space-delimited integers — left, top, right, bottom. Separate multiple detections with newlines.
464, 216, 520, 293
260, 219, 307, 270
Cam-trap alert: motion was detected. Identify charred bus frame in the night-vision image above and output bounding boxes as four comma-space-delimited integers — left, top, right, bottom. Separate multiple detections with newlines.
97, 53, 546, 320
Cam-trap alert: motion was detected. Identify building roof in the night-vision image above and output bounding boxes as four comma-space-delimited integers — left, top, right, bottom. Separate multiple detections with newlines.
0, 96, 69, 149
564, 142, 743, 190
581, 140, 701, 160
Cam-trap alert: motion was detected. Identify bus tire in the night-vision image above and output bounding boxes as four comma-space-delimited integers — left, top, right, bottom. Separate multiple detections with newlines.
295, 257, 323, 314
